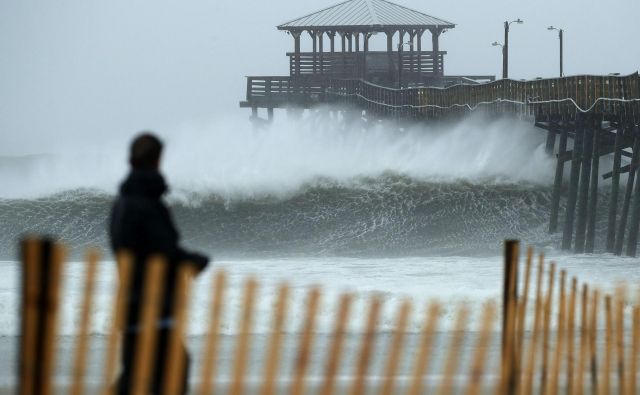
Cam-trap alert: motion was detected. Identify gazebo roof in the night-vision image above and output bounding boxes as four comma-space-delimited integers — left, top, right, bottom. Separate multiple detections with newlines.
277, 0, 455, 31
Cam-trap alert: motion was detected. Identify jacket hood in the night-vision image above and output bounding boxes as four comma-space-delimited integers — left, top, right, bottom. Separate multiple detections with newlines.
119, 169, 168, 198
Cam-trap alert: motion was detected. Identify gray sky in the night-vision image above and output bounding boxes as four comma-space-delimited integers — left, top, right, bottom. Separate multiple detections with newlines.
1, 0, 639, 155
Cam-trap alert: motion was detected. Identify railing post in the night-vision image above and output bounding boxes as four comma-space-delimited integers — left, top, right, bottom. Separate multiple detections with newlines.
246, 77, 253, 102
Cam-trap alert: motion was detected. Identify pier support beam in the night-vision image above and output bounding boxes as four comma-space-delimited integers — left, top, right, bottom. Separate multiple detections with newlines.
606, 125, 624, 252
585, 118, 600, 253
615, 132, 640, 255
562, 117, 584, 250
626, 125, 640, 256
575, 120, 593, 253
545, 121, 557, 155
549, 120, 568, 233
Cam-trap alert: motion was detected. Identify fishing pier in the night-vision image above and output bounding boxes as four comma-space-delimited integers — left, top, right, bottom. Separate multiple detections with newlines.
240, 0, 640, 256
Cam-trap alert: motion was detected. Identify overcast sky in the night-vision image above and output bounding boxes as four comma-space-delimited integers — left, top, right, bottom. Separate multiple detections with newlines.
1, 0, 638, 155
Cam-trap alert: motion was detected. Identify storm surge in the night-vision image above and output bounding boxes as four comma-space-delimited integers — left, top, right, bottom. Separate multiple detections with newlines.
0, 112, 561, 258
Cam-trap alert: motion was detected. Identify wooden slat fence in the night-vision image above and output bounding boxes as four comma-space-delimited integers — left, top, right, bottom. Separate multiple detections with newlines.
16, 238, 640, 395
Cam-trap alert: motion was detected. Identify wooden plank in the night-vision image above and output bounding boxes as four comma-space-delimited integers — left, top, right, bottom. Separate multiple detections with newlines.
198, 270, 227, 395
229, 278, 257, 395
260, 284, 290, 395
521, 253, 545, 395
290, 288, 321, 395
319, 293, 352, 395
130, 256, 167, 395
576, 284, 590, 395
162, 264, 197, 395
70, 249, 100, 395
464, 302, 496, 395
540, 262, 556, 393
100, 251, 133, 395
436, 305, 469, 395
405, 303, 440, 395
547, 270, 566, 395
349, 297, 382, 395
380, 300, 411, 395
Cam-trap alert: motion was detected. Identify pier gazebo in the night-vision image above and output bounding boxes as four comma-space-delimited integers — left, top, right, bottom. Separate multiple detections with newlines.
240, 0, 494, 118
278, 0, 455, 86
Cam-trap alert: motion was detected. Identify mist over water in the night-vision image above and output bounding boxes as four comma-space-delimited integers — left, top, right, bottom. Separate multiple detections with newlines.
0, 110, 553, 201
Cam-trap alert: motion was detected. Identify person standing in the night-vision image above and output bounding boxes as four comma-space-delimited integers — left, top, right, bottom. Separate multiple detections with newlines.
109, 133, 209, 395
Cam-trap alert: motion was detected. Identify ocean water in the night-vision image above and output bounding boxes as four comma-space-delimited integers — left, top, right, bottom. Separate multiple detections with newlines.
0, 112, 638, 386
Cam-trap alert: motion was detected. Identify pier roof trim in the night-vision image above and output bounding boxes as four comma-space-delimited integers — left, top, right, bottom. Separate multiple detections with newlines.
277, 0, 455, 31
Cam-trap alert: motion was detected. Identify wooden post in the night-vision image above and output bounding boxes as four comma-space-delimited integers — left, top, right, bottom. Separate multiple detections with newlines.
575, 121, 594, 253
615, 131, 640, 255
318, 31, 324, 75
550, 121, 568, 233
293, 31, 301, 76
430, 28, 441, 78
416, 30, 423, 83
589, 289, 600, 395
311, 30, 317, 74
545, 120, 557, 155
19, 238, 42, 395
562, 117, 584, 250
586, 120, 600, 253
603, 296, 613, 395
606, 126, 624, 252
502, 240, 519, 395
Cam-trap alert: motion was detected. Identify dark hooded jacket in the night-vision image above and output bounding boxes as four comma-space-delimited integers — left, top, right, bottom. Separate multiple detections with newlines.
109, 169, 208, 331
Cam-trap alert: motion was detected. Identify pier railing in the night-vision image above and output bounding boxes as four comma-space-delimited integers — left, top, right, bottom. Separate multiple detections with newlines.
16, 237, 640, 395
326, 72, 640, 120
287, 51, 447, 78
241, 73, 639, 121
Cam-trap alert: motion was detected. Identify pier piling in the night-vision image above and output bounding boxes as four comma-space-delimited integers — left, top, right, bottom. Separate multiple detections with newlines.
606, 125, 624, 252
549, 121, 568, 234
626, 125, 640, 256
575, 120, 594, 253
562, 117, 584, 250
585, 118, 600, 253
614, 132, 640, 255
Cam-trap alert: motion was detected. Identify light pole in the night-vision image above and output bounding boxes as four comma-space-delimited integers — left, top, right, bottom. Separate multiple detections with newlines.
492, 41, 504, 77
548, 26, 564, 77
503, 18, 523, 79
